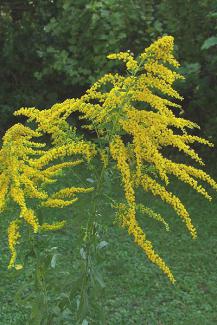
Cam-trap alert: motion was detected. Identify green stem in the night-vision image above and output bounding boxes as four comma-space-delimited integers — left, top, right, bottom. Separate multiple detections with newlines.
28, 228, 49, 323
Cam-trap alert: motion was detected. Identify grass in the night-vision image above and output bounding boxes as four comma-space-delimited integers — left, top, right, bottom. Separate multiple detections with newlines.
0, 163, 216, 324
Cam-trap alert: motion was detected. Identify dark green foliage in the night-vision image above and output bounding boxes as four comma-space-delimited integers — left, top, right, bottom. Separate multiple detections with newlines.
36, 0, 157, 86
159, 0, 217, 146
0, 1, 60, 132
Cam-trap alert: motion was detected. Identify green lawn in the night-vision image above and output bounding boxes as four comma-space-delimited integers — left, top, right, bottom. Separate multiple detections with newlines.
0, 164, 216, 324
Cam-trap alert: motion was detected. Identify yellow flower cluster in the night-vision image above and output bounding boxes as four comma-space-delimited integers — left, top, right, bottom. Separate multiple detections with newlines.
30, 141, 96, 169
109, 136, 175, 282
116, 203, 175, 283
8, 219, 21, 269
40, 220, 66, 231
110, 136, 135, 205
140, 35, 180, 67
99, 148, 109, 167
14, 101, 76, 146
137, 204, 170, 232
0, 124, 94, 268
13, 35, 217, 282
42, 187, 94, 208
107, 52, 138, 72
140, 175, 197, 239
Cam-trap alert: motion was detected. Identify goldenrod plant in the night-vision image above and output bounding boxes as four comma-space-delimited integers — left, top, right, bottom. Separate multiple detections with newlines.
2, 36, 217, 323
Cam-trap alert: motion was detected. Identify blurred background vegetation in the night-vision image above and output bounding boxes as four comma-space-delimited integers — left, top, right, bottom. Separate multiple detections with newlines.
0, 0, 217, 147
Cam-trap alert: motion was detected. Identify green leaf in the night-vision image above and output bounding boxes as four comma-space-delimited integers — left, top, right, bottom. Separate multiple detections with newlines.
94, 269, 105, 289
69, 277, 83, 300
77, 291, 89, 322
51, 253, 58, 269
208, 12, 217, 18
201, 36, 217, 50
97, 241, 108, 249
80, 247, 86, 259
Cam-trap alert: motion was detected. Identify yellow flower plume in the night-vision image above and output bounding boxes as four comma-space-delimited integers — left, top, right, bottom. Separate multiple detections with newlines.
0, 124, 94, 268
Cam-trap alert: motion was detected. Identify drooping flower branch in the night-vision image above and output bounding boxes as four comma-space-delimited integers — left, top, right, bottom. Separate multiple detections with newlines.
0, 123, 94, 269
